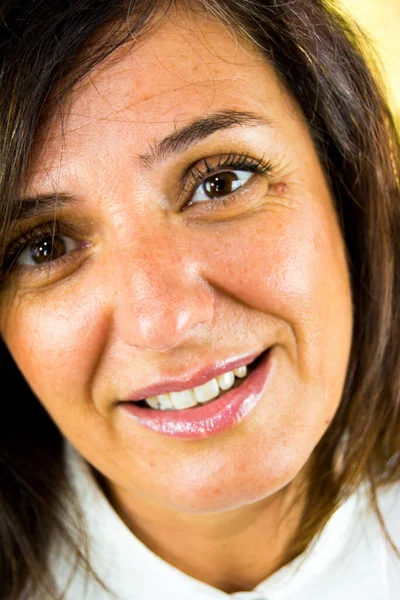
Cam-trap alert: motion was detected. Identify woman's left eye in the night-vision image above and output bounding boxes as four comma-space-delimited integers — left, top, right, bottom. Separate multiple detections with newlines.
16, 234, 80, 267
190, 170, 253, 204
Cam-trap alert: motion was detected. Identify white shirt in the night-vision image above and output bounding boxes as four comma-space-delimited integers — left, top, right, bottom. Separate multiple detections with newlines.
53, 442, 400, 599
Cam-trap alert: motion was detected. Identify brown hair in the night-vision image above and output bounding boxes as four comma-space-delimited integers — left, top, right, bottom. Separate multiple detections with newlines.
0, 0, 399, 598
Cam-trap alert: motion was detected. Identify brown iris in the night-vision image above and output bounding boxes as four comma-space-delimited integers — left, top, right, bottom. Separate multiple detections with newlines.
29, 236, 66, 264
203, 172, 239, 198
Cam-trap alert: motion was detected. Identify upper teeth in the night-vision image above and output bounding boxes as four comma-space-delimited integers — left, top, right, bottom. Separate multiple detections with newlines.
145, 365, 248, 410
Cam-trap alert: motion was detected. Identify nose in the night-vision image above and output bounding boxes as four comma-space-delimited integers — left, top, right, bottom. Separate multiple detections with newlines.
112, 231, 215, 352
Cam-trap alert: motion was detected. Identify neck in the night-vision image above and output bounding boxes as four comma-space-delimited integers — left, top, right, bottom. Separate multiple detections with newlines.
99, 475, 308, 594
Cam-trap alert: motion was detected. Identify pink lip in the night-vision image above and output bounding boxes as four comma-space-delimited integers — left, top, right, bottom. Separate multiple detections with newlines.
120, 348, 273, 439
122, 351, 263, 402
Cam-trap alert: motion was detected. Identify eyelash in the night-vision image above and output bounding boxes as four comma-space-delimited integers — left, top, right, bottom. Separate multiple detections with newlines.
183, 153, 273, 207
3, 153, 275, 273
2, 221, 81, 273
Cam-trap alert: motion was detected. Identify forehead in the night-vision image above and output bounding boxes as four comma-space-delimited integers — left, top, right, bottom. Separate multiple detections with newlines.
30, 8, 299, 186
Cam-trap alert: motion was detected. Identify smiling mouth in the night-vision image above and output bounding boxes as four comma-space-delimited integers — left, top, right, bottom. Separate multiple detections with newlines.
121, 349, 274, 439
135, 351, 266, 411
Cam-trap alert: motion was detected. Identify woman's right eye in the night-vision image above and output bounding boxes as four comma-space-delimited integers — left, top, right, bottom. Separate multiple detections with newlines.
15, 234, 81, 266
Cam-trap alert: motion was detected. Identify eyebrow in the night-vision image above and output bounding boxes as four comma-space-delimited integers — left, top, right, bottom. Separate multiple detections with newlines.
138, 109, 272, 167
13, 109, 272, 221
11, 193, 77, 223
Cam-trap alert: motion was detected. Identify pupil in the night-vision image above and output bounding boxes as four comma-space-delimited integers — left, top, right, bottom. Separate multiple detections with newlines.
31, 236, 65, 264
205, 172, 239, 198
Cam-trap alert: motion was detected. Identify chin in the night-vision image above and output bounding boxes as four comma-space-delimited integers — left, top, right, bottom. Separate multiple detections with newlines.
151, 443, 312, 515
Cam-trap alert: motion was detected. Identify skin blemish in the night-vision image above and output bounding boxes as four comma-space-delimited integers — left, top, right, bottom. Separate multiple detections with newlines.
275, 182, 288, 195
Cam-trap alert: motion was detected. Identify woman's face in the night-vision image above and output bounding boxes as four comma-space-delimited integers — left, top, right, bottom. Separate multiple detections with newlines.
1, 10, 353, 514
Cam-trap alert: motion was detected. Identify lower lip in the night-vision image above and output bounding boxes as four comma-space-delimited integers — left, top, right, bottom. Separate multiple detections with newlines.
120, 348, 273, 440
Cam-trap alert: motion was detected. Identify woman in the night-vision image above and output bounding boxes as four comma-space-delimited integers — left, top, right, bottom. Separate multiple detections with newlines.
0, 0, 399, 598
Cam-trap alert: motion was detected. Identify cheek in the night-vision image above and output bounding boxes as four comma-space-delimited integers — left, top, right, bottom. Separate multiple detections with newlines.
203, 204, 351, 333
199, 202, 353, 397
3, 291, 109, 410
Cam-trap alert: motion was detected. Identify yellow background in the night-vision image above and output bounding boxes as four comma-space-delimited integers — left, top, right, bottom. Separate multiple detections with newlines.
340, 0, 400, 121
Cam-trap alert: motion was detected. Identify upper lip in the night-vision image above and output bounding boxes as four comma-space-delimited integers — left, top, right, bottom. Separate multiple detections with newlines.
121, 349, 267, 402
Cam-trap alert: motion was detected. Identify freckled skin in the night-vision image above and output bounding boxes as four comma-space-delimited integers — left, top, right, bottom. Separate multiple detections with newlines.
1, 9, 353, 591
